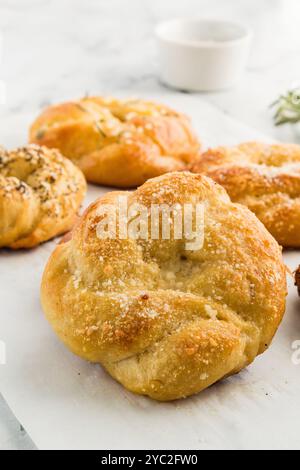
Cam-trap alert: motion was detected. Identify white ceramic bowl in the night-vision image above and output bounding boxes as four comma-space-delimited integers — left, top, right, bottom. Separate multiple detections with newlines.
156, 19, 252, 92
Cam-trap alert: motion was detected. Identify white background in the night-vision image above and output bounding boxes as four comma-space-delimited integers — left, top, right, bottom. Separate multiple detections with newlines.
0, 0, 300, 450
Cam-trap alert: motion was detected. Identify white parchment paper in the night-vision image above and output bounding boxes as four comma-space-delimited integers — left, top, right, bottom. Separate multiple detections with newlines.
0, 93, 299, 450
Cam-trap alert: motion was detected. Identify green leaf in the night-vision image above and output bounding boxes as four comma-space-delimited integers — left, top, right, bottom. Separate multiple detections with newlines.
271, 88, 300, 126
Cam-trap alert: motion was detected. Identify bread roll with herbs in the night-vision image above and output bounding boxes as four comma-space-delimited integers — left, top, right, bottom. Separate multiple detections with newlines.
0, 145, 86, 249
30, 96, 201, 187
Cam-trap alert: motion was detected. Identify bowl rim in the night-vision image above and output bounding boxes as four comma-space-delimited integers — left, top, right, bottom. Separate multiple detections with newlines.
155, 18, 252, 49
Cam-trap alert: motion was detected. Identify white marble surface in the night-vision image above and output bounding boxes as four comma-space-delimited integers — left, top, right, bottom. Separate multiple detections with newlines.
0, 0, 300, 450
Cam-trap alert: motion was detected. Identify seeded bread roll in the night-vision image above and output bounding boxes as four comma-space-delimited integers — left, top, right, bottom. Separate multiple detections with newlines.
191, 142, 300, 247
41, 172, 287, 401
0, 145, 86, 249
29, 96, 201, 187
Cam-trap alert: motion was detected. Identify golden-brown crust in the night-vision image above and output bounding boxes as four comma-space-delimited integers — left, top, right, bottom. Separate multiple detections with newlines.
0, 145, 86, 249
191, 142, 300, 247
41, 172, 286, 401
29, 96, 201, 187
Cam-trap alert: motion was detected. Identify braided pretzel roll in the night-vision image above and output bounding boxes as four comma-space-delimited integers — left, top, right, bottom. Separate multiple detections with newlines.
191, 142, 300, 247
0, 145, 86, 249
41, 172, 286, 401
29, 96, 201, 188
